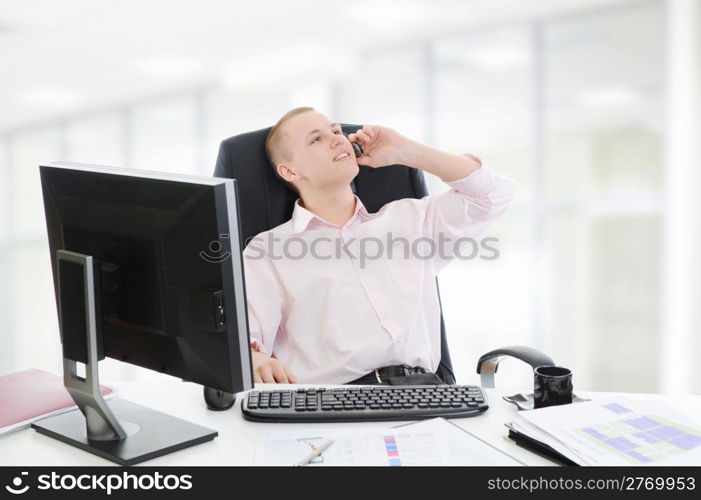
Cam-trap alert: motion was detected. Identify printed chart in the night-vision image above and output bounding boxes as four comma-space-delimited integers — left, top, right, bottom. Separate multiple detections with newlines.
574, 402, 701, 465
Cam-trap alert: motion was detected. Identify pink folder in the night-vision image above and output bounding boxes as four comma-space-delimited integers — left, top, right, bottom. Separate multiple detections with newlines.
0, 368, 112, 428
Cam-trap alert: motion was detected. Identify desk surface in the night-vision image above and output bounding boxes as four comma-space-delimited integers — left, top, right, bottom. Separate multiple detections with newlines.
2, 378, 700, 466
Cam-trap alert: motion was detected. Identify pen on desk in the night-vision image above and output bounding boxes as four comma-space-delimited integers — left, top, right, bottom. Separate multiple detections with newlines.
295, 437, 336, 467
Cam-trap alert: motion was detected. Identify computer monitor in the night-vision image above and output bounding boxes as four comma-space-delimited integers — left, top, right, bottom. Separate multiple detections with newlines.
33, 161, 253, 465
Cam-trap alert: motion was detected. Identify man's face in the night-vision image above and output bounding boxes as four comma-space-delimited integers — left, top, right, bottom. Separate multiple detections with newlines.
278, 111, 359, 193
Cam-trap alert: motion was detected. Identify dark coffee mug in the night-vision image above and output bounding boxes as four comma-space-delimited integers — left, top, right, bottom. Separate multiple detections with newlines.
533, 365, 573, 409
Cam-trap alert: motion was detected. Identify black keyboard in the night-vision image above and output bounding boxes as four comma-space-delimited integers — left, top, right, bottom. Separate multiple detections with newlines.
241, 385, 489, 422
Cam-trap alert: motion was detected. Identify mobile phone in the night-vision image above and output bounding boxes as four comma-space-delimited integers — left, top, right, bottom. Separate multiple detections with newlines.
351, 141, 364, 158
343, 132, 364, 158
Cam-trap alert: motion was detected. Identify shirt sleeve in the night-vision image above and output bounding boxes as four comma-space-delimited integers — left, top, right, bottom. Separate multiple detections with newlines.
242, 238, 285, 356
425, 155, 517, 274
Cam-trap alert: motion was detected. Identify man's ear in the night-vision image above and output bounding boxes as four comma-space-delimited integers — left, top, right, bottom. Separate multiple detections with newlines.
277, 163, 299, 183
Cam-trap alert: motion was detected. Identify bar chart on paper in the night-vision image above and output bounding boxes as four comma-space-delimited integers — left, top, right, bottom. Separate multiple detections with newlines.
574, 402, 701, 465
515, 398, 701, 466
257, 431, 444, 466
327, 431, 440, 466
383, 435, 401, 466
255, 418, 522, 466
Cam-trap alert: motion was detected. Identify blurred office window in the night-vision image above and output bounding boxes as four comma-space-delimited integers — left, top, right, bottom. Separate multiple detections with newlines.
0, 138, 11, 371
5, 127, 62, 374
12, 128, 61, 241
662, 0, 700, 395
336, 44, 427, 150
437, 213, 535, 385
13, 245, 61, 372
431, 25, 536, 384
0, 139, 9, 242
2, 0, 696, 394
65, 112, 124, 166
131, 96, 199, 175
434, 26, 535, 197
542, 1, 665, 392
205, 88, 289, 169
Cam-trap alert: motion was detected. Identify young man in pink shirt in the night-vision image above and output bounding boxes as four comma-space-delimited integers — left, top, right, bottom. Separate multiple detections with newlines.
244, 106, 517, 385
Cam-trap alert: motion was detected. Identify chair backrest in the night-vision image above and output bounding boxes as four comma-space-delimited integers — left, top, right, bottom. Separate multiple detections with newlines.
213, 123, 456, 384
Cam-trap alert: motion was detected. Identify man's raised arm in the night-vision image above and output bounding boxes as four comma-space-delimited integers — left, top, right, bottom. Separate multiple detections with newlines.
348, 124, 516, 273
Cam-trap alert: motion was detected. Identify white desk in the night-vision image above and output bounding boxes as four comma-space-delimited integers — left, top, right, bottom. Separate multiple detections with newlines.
2, 378, 700, 466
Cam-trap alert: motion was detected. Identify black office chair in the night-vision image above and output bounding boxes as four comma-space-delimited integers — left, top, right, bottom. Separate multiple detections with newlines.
213, 123, 456, 385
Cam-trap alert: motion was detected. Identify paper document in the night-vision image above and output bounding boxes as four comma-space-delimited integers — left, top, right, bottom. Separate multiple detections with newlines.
255, 417, 523, 466
0, 369, 115, 436
511, 397, 701, 466
0, 395, 115, 437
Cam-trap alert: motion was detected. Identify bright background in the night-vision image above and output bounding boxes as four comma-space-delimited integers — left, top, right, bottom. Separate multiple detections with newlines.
0, 0, 699, 394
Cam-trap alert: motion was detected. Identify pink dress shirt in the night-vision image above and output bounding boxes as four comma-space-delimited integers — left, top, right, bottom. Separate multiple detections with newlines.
242, 161, 517, 384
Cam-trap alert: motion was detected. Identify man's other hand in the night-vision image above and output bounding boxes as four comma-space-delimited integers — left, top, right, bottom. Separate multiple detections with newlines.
252, 350, 299, 384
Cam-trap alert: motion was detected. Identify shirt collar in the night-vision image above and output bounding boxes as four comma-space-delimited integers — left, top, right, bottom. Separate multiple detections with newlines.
291, 195, 372, 234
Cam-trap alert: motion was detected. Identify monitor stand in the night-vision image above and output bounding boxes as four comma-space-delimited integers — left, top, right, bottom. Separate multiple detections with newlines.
31, 250, 217, 465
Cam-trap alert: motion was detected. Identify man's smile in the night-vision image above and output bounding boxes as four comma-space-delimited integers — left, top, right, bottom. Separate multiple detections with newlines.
333, 151, 352, 162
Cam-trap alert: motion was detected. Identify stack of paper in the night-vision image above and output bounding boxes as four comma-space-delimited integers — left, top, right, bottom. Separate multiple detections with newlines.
507, 397, 701, 466
255, 417, 523, 466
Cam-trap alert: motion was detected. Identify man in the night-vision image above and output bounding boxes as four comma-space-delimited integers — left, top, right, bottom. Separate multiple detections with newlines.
244, 106, 516, 384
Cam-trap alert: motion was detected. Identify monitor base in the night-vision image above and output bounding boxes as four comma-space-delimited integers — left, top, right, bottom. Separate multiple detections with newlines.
32, 398, 217, 465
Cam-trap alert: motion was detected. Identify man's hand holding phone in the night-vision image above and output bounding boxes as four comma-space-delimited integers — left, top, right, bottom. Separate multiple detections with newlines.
348, 124, 411, 168
252, 350, 299, 384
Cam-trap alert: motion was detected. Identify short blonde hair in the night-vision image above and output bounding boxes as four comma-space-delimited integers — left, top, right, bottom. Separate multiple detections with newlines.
265, 106, 315, 192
